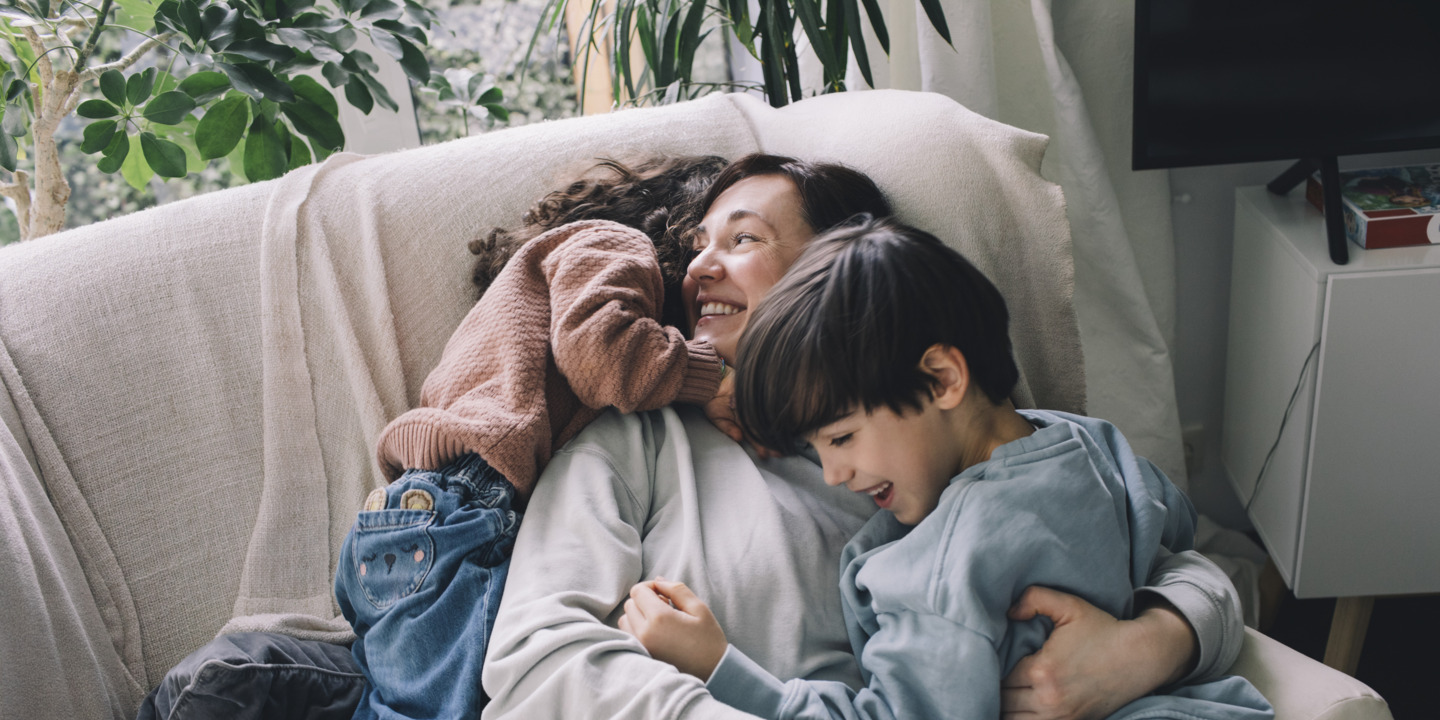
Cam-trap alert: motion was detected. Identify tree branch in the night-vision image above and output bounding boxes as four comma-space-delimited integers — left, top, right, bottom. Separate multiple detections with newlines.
0, 171, 34, 242
71, 0, 115, 71
82, 32, 175, 81
23, 27, 56, 89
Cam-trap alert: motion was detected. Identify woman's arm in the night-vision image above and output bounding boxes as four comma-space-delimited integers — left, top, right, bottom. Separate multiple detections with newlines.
1000, 549, 1245, 720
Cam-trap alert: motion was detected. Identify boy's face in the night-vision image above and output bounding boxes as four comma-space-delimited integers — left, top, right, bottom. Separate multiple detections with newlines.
808, 399, 963, 526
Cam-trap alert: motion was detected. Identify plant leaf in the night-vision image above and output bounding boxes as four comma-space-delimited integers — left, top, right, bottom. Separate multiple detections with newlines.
287, 125, 312, 170
121, 133, 155, 190
114, 0, 160, 28
141, 131, 188, 177
915, 0, 951, 45
224, 38, 297, 64
675, 0, 708, 83
842, 0, 874, 89
81, 118, 118, 154
482, 103, 508, 122
142, 90, 197, 124
1, 103, 25, 136
100, 69, 127, 106
359, 0, 403, 20
321, 61, 349, 87
288, 74, 338, 115
97, 129, 131, 173
356, 72, 396, 112
177, 70, 231, 102
0, 133, 16, 173
178, 0, 204, 40
790, 0, 837, 77
369, 28, 403, 60
280, 96, 343, 151
342, 75, 373, 114
393, 36, 428, 83
195, 95, 248, 158
77, 98, 120, 119
243, 114, 287, 181
856, 0, 888, 54
217, 62, 296, 103
126, 67, 157, 106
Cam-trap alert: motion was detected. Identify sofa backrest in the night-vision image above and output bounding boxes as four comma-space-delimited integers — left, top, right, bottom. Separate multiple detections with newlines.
0, 89, 1080, 711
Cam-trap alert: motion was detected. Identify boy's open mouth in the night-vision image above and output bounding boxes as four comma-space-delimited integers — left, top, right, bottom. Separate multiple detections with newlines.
862, 482, 894, 507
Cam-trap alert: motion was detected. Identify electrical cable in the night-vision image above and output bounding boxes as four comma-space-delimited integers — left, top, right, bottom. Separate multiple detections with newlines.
1246, 341, 1322, 515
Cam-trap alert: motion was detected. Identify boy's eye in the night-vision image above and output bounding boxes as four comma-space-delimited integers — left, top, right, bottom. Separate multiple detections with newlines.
829, 433, 853, 447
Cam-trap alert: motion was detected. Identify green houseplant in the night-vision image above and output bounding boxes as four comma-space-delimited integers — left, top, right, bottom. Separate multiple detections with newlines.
542, 0, 952, 108
0, 0, 440, 240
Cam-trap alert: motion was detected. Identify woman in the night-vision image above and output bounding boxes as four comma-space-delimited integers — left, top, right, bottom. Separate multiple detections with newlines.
481, 154, 1243, 719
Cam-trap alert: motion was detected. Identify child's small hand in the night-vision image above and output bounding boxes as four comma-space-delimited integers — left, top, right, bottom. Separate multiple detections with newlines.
618, 578, 728, 681
703, 373, 781, 459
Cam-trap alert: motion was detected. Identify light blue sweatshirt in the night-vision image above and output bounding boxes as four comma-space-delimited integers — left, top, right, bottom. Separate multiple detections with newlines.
706, 410, 1273, 720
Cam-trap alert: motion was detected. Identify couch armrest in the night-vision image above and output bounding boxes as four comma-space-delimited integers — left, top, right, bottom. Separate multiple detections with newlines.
1230, 628, 1391, 720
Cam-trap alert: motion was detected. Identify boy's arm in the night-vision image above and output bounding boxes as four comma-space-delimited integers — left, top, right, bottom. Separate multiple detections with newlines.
480, 425, 756, 720
543, 221, 722, 410
705, 611, 1004, 720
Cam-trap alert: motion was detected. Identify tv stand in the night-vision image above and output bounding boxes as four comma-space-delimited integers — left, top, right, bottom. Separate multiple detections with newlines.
1266, 157, 1350, 264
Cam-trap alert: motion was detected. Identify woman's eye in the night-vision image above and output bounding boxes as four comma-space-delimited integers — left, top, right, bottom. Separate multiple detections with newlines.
734, 232, 758, 245
829, 433, 853, 448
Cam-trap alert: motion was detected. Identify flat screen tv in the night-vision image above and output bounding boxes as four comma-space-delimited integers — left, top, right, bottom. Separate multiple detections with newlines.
1132, 0, 1440, 263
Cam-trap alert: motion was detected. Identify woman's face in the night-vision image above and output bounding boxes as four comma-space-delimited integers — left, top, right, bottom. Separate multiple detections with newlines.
684, 174, 815, 362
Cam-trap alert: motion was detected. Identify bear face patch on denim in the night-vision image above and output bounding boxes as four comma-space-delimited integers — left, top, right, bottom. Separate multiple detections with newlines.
350, 506, 436, 610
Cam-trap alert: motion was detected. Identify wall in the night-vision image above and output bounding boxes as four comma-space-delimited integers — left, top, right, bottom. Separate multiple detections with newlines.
1169, 148, 1440, 529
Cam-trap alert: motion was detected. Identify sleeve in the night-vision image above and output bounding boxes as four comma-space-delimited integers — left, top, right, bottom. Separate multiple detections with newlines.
480, 438, 759, 720
543, 222, 722, 410
1137, 548, 1247, 685
706, 612, 1001, 720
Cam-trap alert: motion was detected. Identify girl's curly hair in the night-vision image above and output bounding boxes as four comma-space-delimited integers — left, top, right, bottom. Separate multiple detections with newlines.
468, 155, 730, 330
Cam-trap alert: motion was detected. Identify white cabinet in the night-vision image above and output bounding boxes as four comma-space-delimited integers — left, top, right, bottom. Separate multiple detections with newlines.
1222, 187, 1440, 600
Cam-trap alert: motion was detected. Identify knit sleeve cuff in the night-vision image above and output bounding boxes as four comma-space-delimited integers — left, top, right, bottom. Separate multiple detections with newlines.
675, 341, 723, 406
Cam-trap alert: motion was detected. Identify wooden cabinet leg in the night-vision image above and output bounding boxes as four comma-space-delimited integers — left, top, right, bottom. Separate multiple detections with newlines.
1323, 596, 1375, 676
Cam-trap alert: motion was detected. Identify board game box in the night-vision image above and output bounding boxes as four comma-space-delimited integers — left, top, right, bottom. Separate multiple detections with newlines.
1305, 164, 1440, 249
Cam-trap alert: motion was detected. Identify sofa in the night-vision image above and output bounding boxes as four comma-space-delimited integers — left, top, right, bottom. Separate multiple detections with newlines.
0, 89, 1391, 720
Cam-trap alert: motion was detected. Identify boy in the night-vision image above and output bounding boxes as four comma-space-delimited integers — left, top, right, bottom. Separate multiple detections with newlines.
619, 217, 1273, 720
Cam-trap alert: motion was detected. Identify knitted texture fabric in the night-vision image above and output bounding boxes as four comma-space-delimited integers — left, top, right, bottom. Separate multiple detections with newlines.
375, 219, 722, 497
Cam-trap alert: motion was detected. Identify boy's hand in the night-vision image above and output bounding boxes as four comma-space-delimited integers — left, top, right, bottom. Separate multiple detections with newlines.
618, 578, 728, 681
703, 373, 781, 459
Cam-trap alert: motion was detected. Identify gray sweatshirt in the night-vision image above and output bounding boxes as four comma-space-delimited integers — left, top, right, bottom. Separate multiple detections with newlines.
482, 407, 1247, 719
705, 410, 1271, 720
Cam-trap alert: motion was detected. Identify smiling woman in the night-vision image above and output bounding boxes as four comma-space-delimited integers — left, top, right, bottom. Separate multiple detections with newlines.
683, 154, 891, 362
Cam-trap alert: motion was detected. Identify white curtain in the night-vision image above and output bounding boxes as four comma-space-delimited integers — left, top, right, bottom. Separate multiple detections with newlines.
836, 0, 1186, 489
833, 0, 1274, 624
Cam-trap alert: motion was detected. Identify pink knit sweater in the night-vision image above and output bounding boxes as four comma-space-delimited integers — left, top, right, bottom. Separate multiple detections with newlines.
376, 220, 722, 498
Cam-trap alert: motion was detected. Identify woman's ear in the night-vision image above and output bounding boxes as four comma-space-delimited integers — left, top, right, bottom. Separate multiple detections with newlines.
919, 344, 970, 410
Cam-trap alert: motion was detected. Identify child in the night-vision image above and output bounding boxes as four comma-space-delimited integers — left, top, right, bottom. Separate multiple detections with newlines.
333, 156, 734, 720
619, 217, 1274, 720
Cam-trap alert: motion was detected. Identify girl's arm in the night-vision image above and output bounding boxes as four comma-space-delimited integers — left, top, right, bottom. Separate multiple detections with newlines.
543, 221, 722, 411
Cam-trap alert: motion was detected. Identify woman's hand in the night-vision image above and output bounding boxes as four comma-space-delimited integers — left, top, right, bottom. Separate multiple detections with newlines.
618, 579, 729, 681
703, 372, 780, 459
1001, 586, 1197, 720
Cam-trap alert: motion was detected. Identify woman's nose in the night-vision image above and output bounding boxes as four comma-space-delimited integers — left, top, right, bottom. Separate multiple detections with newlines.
687, 244, 723, 282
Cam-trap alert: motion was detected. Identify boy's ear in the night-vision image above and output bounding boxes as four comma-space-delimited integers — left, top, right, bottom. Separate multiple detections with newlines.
919, 344, 969, 410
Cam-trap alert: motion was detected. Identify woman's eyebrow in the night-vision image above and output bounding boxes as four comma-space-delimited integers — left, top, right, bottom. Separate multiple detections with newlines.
727, 208, 773, 228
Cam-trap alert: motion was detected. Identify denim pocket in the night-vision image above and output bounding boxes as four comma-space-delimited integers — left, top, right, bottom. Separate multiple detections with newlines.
349, 510, 436, 610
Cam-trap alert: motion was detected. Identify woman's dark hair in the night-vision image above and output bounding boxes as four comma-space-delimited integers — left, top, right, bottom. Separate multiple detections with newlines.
735, 216, 1019, 453
469, 155, 729, 329
699, 153, 892, 234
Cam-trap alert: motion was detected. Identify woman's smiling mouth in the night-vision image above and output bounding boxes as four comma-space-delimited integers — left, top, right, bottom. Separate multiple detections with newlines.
699, 302, 743, 317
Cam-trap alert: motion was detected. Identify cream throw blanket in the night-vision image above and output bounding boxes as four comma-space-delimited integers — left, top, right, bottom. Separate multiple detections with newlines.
0, 90, 1082, 704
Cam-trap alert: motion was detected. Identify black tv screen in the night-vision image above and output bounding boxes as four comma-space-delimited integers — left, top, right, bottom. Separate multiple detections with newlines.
1132, 0, 1440, 170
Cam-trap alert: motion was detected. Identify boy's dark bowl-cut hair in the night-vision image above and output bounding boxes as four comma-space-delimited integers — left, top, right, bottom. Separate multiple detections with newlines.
735, 216, 1019, 453
700, 153, 893, 235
